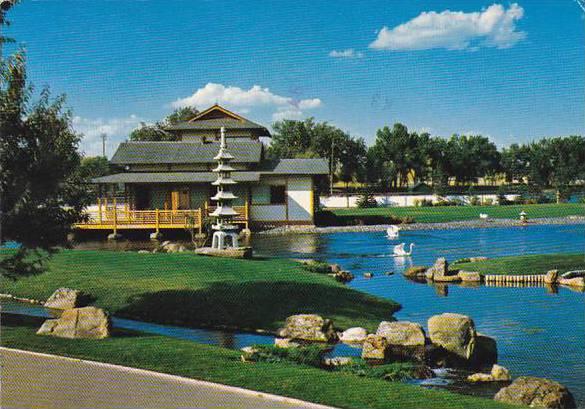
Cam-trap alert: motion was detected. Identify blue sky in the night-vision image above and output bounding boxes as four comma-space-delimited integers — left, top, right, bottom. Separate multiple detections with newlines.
4, 0, 584, 156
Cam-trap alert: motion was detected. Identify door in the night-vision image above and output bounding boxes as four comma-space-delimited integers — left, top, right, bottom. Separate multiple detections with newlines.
171, 187, 190, 210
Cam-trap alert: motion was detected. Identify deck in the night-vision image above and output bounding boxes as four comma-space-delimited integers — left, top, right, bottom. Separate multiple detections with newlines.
74, 200, 249, 232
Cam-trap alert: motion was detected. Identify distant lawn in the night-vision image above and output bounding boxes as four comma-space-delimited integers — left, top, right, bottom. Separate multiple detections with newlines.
1, 315, 515, 409
0, 250, 399, 333
329, 203, 584, 224
452, 253, 585, 276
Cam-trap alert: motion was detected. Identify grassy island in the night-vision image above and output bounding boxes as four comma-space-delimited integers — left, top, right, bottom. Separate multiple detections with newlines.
2, 315, 515, 409
452, 253, 585, 276
330, 203, 584, 224
0, 249, 399, 332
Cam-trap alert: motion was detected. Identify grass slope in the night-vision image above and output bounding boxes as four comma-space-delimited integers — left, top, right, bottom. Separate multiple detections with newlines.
330, 203, 584, 224
453, 253, 585, 275
0, 250, 399, 332
2, 315, 515, 409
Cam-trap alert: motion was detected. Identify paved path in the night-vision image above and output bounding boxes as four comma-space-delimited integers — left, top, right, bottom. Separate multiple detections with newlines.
1, 348, 336, 409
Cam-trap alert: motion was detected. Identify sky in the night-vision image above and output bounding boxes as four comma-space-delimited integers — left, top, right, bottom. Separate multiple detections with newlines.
4, 0, 584, 156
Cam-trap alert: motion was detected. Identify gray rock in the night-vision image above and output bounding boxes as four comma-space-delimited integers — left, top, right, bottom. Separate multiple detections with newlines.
544, 270, 559, 284
361, 334, 389, 361
274, 338, 300, 348
467, 364, 511, 383
44, 288, 81, 310
494, 377, 576, 409
376, 321, 426, 346
458, 271, 482, 282
37, 307, 110, 339
323, 357, 353, 367
277, 314, 337, 343
425, 258, 449, 280
404, 266, 427, 278
339, 327, 367, 344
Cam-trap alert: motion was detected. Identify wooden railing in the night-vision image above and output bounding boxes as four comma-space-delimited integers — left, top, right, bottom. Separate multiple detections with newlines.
76, 206, 203, 232
75, 199, 250, 231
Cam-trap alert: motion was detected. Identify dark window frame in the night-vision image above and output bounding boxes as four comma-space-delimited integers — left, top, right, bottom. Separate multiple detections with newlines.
269, 185, 286, 204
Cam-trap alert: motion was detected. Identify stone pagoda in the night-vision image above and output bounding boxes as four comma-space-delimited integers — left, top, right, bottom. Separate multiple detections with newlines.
210, 127, 240, 249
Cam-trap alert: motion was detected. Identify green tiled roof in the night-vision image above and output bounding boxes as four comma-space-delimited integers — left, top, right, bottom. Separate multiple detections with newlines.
92, 172, 261, 184
110, 141, 263, 165
166, 118, 270, 136
258, 159, 329, 175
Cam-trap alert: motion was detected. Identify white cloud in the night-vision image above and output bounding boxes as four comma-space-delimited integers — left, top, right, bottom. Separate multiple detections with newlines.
73, 115, 144, 157
328, 49, 364, 59
369, 3, 526, 51
172, 83, 321, 122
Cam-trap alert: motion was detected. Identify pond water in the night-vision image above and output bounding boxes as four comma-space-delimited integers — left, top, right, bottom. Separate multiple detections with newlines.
2, 224, 584, 403
253, 224, 585, 406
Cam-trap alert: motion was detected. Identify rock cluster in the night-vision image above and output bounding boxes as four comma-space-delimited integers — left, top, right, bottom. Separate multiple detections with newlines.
494, 377, 576, 409
426, 258, 461, 282
468, 364, 511, 382
37, 306, 111, 339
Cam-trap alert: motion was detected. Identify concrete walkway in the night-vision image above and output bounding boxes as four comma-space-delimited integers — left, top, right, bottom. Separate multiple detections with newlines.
1, 348, 336, 409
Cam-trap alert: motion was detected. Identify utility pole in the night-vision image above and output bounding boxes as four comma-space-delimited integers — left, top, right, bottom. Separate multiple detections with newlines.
0, 0, 17, 247
100, 133, 107, 158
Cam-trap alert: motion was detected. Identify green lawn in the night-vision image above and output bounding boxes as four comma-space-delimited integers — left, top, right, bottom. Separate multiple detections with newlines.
1, 315, 515, 409
452, 253, 585, 276
329, 203, 584, 224
0, 250, 399, 332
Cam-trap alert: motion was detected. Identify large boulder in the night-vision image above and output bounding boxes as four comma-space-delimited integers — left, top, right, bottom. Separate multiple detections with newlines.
44, 288, 83, 310
277, 314, 337, 343
470, 334, 498, 368
558, 275, 585, 288
425, 258, 449, 280
339, 327, 367, 344
361, 334, 389, 361
377, 321, 426, 346
37, 307, 110, 339
428, 313, 476, 360
494, 377, 576, 409
377, 321, 426, 361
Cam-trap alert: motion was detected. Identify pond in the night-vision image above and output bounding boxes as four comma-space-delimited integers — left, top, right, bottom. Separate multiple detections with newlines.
253, 224, 585, 406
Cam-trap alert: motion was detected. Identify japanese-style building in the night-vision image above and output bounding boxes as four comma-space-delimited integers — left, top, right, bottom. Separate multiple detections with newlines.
75, 105, 328, 235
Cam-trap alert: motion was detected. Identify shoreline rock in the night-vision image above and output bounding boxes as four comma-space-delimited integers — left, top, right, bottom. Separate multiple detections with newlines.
36, 306, 111, 339
494, 376, 576, 409
277, 314, 337, 343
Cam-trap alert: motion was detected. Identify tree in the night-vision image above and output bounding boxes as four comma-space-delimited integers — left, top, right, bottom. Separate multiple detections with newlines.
1, 53, 88, 278
129, 106, 199, 142
78, 156, 110, 180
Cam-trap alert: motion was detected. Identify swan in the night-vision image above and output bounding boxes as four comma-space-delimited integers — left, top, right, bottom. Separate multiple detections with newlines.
479, 213, 489, 220
393, 243, 414, 257
386, 225, 400, 239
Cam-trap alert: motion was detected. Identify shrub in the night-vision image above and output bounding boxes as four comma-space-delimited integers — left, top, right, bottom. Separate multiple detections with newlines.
469, 196, 481, 206
484, 198, 494, 206
248, 345, 327, 368
302, 260, 332, 275
356, 192, 378, 208
314, 210, 340, 227
335, 359, 424, 381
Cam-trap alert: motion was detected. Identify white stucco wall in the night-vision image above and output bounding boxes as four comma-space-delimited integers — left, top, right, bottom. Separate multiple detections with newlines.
321, 193, 520, 208
287, 176, 313, 222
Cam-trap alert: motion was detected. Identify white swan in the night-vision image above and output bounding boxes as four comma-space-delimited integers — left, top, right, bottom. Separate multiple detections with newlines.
393, 243, 414, 257
386, 225, 400, 239
479, 213, 489, 220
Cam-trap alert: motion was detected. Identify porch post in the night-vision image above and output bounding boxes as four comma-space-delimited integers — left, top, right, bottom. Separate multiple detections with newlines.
112, 197, 118, 234
155, 208, 160, 233
98, 197, 103, 225
198, 207, 203, 235
245, 198, 250, 229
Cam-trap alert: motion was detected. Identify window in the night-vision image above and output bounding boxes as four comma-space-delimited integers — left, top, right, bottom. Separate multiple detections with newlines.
270, 185, 286, 204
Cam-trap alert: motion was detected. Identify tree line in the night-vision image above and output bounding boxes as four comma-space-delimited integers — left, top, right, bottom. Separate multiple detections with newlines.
268, 118, 585, 197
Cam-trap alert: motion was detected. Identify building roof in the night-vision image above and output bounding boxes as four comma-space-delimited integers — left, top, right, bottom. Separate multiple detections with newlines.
92, 159, 328, 184
258, 158, 329, 175
93, 172, 261, 184
165, 105, 271, 137
110, 141, 263, 165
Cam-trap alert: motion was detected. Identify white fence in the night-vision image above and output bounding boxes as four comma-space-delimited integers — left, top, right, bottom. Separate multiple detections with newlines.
320, 194, 520, 208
